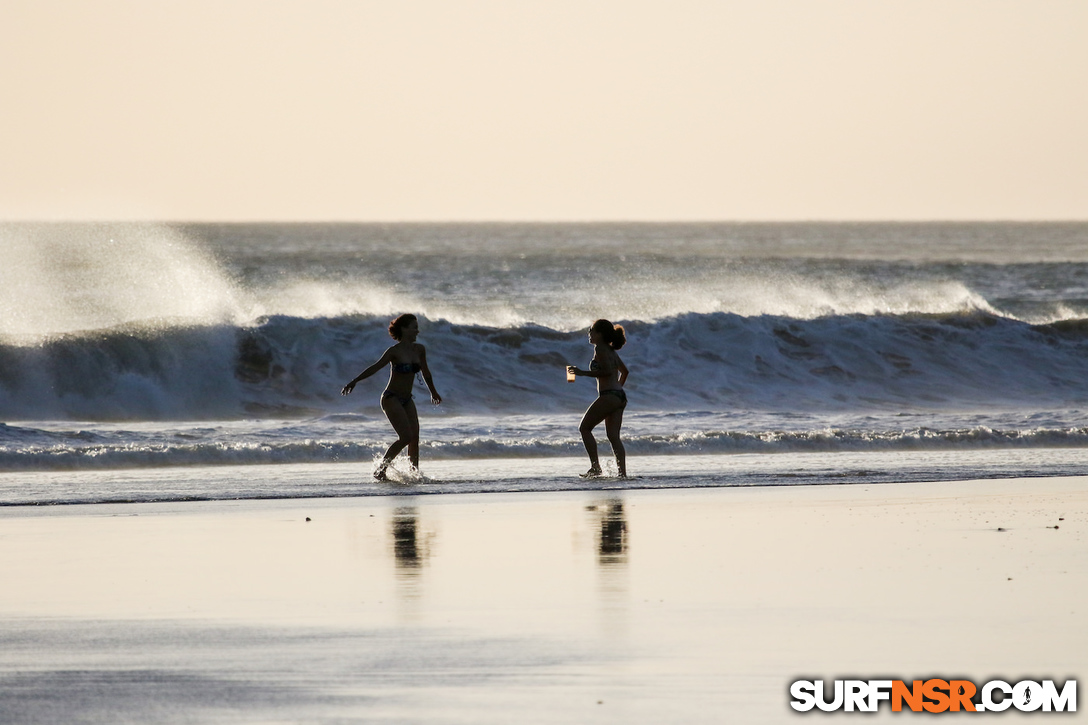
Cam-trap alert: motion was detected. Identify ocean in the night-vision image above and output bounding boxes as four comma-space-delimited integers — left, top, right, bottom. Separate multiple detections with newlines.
3, 221, 1088, 505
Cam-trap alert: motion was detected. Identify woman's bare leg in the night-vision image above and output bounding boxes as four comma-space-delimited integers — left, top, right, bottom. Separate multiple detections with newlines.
405, 401, 420, 468
378, 397, 416, 478
604, 407, 626, 477
579, 396, 624, 475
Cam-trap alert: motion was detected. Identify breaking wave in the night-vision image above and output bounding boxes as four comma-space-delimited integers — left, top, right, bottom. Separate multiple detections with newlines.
2, 310, 1088, 421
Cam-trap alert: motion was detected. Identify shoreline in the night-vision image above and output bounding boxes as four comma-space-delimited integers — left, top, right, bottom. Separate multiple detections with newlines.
4, 448, 1088, 507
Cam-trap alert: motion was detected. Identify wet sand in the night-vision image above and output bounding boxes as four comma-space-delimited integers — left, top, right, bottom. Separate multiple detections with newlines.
0, 475, 1085, 723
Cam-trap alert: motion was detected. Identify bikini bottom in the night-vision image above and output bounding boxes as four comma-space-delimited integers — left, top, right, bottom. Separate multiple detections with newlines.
600, 389, 627, 407
382, 390, 414, 407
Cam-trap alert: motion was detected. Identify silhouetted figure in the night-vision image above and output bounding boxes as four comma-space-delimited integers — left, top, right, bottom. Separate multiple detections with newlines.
342, 314, 442, 479
567, 319, 629, 477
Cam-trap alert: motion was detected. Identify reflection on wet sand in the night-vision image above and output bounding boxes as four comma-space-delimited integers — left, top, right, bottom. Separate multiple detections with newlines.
389, 504, 435, 611
587, 498, 630, 637
392, 506, 427, 571
593, 499, 629, 567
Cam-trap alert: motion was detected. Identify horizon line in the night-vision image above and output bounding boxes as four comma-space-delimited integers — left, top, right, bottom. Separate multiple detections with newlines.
3, 218, 1088, 225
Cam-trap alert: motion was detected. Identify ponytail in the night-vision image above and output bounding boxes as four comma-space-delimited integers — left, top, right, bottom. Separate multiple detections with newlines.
591, 319, 626, 350
610, 324, 626, 350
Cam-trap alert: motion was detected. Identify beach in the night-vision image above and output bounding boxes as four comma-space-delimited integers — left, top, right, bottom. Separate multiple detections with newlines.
1, 471, 1083, 723
5, 1, 1088, 719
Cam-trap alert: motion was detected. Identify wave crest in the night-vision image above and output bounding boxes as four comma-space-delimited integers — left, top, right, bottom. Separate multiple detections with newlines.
2, 310, 1088, 420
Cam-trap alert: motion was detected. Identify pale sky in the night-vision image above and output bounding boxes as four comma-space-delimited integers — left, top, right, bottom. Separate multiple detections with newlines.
2, 0, 1086, 221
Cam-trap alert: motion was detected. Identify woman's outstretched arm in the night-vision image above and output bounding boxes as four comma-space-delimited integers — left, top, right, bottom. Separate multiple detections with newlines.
341, 347, 394, 395
616, 355, 629, 386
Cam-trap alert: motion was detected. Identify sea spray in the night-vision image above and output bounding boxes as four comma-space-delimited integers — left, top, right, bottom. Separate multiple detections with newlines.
0, 223, 243, 338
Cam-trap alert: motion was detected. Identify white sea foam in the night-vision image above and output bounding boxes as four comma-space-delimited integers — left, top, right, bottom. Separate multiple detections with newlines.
242, 280, 407, 322
232, 267, 1002, 330
5, 412, 1088, 475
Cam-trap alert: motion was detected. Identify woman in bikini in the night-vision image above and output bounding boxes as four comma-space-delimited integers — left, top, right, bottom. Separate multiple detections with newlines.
567, 319, 629, 478
341, 314, 442, 480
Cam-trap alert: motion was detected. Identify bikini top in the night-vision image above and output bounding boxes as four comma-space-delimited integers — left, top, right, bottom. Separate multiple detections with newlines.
591, 356, 621, 375
392, 361, 422, 374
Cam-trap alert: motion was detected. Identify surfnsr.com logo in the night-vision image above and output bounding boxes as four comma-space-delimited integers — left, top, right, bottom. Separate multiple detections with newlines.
790, 679, 1076, 713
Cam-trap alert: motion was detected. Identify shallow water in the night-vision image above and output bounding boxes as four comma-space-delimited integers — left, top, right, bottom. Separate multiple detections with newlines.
3, 450, 1088, 506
